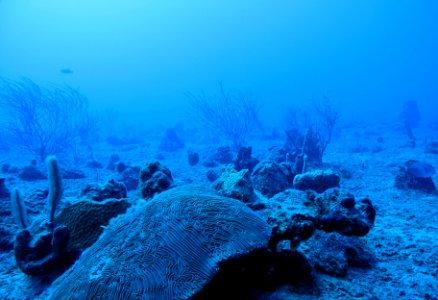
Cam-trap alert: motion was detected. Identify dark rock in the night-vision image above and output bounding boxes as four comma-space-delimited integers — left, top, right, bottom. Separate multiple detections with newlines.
252, 160, 294, 198
214, 168, 256, 203
340, 197, 355, 209
115, 162, 127, 173
234, 146, 259, 172
293, 169, 340, 193
81, 179, 127, 202
313, 189, 376, 236
187, 151, 200, 166
139, 160, 173, 199
345, 243, 374, 268
206, 169, 219, 182
247, 202, 267, 211
0, 178, 10, 198
305, 232, 374, 277
18, 165, 47, 181
159, 128, 185, 152
268, 214, 316, 251
203, 146, 234, 167
394, 160, 437, 193
315, 249, 348, 277
260, 189, 318, 250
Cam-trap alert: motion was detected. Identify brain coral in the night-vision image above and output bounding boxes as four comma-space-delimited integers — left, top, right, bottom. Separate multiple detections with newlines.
47, 186, 271, 300
55, 198, 131, 252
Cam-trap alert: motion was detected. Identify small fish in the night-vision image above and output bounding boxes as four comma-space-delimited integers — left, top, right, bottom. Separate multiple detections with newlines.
60, 68, 74, 74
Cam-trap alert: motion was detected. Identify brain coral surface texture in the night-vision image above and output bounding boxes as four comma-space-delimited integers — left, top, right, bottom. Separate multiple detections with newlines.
46, 186, 271, 300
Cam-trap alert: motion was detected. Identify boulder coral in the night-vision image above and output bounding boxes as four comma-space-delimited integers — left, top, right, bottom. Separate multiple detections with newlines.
139, 160, 173, 199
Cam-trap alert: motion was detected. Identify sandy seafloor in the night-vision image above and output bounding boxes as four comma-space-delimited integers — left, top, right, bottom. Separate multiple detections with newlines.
0, 123, 437, 300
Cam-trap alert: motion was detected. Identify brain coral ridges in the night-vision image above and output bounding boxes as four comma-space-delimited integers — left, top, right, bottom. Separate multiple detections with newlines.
46, 186, 271, 300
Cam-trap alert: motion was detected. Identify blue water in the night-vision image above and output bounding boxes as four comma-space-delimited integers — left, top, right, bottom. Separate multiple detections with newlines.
1, 0, 437, 127
1, 1, 438, 299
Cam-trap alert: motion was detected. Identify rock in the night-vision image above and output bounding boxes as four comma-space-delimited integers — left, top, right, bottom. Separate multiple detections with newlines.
203, 146, 234, 167
394, 160, 437, 193
206, 169, 219, 182
293, 169, 340, 193
260, 189, 318, 250
214, 168, 256, 203
304, 232, 374, 277
159, 128, 185, 152
115, 161, 127, 173
0, 178, 10, 198
252, 160, 294, 198
234, 146, 259, 172
81, 179, 127, 202
86, 160, 103, 169
139, 160, 173, 199
187, 151, 200, 166
312, 189, 376, 237
259, 187, 375, 279
18, 163, 46, 181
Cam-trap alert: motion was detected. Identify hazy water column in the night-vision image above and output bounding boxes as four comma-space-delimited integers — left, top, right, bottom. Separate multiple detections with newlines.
0, 0, 437, 126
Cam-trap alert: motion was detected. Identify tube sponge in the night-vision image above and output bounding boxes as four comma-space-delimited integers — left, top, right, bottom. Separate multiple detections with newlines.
11, 189, 29, 229
46, 155, 63, 224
